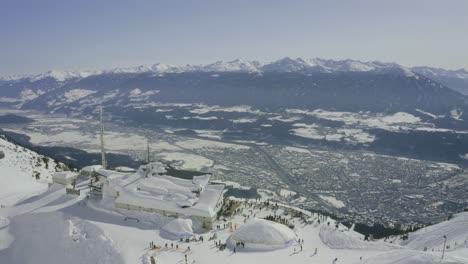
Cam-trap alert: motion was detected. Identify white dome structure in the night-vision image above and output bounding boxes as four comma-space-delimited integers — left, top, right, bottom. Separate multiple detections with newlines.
228, 219, 297, 251
160, 218, 194, 240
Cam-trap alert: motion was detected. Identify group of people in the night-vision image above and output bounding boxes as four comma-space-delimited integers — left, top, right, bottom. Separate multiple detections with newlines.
214, 239, 227, 250
292, 238, 306, 253
264, 214, 293, 227
148, 241, 192, 253
179, 235, 204, 243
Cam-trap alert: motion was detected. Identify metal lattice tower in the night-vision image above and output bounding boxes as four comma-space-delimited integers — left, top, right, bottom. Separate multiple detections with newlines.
100, 108, 107, 170
146, 140, 151, 177
147, 140, 151, 164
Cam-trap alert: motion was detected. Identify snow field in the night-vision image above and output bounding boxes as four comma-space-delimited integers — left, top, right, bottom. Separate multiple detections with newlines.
0, 137, 61, 206
228, 218, 297, 251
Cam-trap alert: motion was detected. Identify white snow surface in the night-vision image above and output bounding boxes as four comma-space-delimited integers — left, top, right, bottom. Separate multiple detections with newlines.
0, 137, 65, 206
290, 124, 375, 144
0, 212, 124, 264
319, 226, 399, 250
29, 70, 88, 82
228, 219, 297, 250
0, 185, 467, 264
160, 218, 194, 240
318, 195, 346, 209
1, 132, 468, 264
451, 109, 464, 121
284, 146, 311, 154
189, 104, 262, 115
0, 216, 13, 250
286, 109, 464, 135
156, 152, 214, 171
63, 89, 96, 103
53, 171, 78, 180
399, 212, 468, 252
363, 249, 464, 264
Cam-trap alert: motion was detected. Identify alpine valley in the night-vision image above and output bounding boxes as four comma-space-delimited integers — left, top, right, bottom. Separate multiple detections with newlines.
1, 57, 468, 229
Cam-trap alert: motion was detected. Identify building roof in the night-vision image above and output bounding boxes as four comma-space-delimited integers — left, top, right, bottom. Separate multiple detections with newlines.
115, 166, 136, 173
53, 171, 78, 180
81, 165, 102, 173
97, 169, 128, 180
111, 162, 224, 218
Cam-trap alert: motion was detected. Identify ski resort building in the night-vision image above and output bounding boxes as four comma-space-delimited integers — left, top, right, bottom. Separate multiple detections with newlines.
86, 109, 224, 228
79, 165, 103, 177
97, 162, 225, 228
52, 171, 79, 185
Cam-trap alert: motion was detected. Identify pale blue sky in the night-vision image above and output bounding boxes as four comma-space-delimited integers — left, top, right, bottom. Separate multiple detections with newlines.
1, 0, 467, 76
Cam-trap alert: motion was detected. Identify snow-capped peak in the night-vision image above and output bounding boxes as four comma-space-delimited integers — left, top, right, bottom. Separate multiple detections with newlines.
259, 57, 414, 76
29, 70, 84, 82
7, 57, 462, 82
151, 63, 173, 73
0, 74, 29, 81
202, 59, 261, 73
103, 65, 152, 75
412, 66, 468, 80
261, 57, 311, 72
326, 59, 376, 72
1, 70, 99, 82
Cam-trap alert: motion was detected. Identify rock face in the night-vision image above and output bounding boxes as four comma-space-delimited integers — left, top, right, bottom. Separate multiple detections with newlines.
0, 151, 4, 159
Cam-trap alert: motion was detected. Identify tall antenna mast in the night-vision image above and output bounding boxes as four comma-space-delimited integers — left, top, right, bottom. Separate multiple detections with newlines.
100, 108, 107, 170
146, 139, 151, 177
147, 140, 151, 164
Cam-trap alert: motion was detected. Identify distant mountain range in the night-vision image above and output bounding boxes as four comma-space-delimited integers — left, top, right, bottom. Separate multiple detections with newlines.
3, 58, 468, 166
1, 57, 468, 129
0, 57, 464, 79
411, 66, 468, 95
2, 57, 467, 95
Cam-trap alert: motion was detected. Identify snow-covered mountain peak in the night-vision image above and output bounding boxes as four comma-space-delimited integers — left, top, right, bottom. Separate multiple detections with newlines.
104, 65, 152, 75
0, 74, 29, 81
412, 66, 468, 79
261, 57, 311, 72
334, 59, 376, 72
151, 63, 173, 73
29, 70, 84, 82
258, 57, 415, 76
202, 59, 261, 72
5, 58, 466, 83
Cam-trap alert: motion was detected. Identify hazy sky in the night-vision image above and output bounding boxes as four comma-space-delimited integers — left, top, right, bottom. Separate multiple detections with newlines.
1, 0, 468, 76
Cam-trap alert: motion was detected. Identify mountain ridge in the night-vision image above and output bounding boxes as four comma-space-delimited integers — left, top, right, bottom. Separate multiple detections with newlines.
4, 57, 467, 82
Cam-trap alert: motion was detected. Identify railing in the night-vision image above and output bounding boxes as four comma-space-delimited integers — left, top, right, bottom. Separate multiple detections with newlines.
124, 216, 140, 222
66, 188, 80, 196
